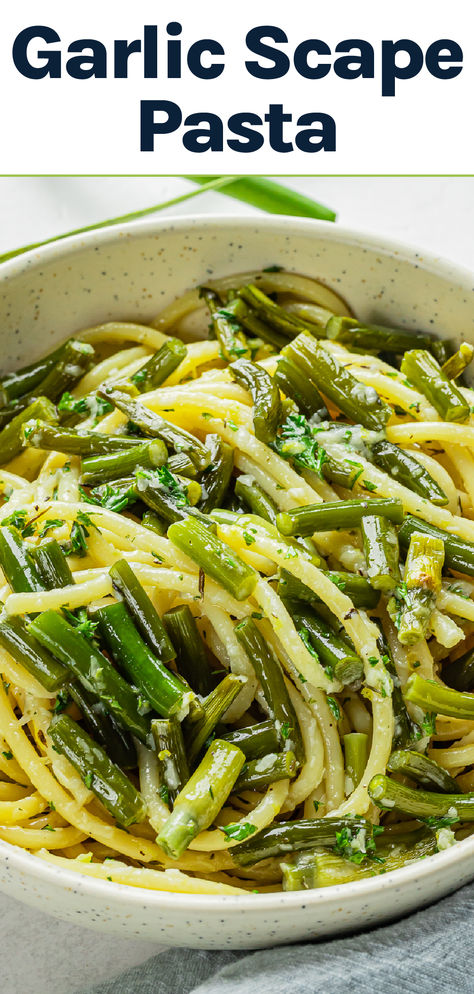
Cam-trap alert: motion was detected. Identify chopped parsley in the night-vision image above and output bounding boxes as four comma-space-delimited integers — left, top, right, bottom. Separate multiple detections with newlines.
69, 521, 89, 556
273, 414, 323, 475
272, 414, 366, 489
421, 711, 437, 736
38, 518, 65, 538
333, 824, 384, 865
84, 772, 94, 789
228, 343, 249, 358
280, 721, 291, 740
58, 391, 113, 423
315, 447, 328, 476
86, 483, 137, 513
220, 822, 257, 842
363, 480, 377, 492
297, 626, 319, 662
66, 510, 100, 557
422, 813, 459, 830
131, 368, 147, 386
62, 608, 99, 642
152, 466, 189, 507
159, 784, 170, 805
327, 697, 341, 720
53, 689, 71, 714
393, 581, 409, 604
217, 307, 240, 322
58, 391, 88, 415
1, 509, 36, 537
78, 485, 99, 505
22, 423, 36, 441
243, 530, 256, 546
2, 750, 13, 760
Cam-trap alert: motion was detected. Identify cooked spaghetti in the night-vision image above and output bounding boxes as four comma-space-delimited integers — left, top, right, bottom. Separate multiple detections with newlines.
0, 267, 473, 896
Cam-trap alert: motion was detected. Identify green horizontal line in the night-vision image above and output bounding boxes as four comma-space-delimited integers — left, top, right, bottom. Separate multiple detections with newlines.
0, 174, 473, 179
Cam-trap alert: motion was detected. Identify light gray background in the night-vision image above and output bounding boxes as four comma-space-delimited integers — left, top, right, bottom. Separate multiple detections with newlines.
0, 176, 473, 994
1, 177, 474, 270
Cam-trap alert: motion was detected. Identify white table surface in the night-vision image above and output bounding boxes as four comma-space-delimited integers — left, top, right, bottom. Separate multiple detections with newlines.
0, 175, 473, 994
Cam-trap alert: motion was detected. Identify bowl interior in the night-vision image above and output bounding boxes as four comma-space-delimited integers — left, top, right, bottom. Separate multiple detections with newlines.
0, 215, 473, 374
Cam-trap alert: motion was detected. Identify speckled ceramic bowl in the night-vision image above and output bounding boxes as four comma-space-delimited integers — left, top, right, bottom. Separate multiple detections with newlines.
0, 215, 473, 949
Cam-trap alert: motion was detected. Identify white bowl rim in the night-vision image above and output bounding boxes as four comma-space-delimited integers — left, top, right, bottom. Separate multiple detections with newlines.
0, 211, 473, 915
1, 211, 474, 293
0, 830, 472, 912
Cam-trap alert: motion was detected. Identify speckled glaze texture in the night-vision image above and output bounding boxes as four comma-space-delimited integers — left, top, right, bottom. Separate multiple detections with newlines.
0, 215, 473, 949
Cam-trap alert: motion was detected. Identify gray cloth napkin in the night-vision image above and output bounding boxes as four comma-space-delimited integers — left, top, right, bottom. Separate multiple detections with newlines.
81, 879, 474, 994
